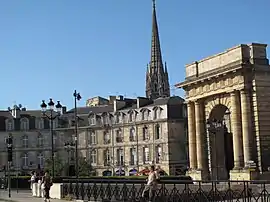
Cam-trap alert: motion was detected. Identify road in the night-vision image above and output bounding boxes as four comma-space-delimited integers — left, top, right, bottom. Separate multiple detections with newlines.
0, 190, 66, 202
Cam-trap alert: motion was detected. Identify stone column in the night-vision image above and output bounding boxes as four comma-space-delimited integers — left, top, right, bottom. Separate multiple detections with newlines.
187, 102, 197, 169
195, 100, 204, 170
240, 89, 252, 166
230, 90, 244, 169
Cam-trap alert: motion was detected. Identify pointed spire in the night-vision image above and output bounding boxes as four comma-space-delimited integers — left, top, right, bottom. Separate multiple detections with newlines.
150, 0, 163, 67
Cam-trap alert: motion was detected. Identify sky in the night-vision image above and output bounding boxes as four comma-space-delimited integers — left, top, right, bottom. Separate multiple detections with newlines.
0, 0, 269, 110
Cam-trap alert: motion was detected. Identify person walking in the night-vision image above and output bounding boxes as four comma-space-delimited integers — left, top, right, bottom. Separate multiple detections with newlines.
41, 171, 53, 202
142, 165, 158, 202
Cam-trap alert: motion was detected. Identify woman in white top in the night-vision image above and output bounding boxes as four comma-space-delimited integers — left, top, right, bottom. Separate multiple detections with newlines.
142, 166, 159, 201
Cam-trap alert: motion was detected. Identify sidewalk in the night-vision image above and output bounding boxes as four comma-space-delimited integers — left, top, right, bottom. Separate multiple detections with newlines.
0, 190, 67, 202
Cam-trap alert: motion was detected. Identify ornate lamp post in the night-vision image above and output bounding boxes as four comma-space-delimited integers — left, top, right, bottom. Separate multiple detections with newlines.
64, 142, 75, 176
206, 119, 223, 181
73, 90, 81, 179
5, 134, 13, 198
40, 99, 62, 178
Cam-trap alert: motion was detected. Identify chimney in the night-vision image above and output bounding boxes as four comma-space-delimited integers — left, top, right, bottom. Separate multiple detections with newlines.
61, 106, 67, 114
137, 97, 152, 108
11, 105, 20, 118
113, 100, 126, 112
21, 107, 26, 111
117, 95, 124, 101
109, 96, 117, 104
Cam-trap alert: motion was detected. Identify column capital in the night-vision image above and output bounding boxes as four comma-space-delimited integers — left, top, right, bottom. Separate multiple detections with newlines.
230, 90, 239, 96
240, 89, 249, 95
194, 99, 203, 105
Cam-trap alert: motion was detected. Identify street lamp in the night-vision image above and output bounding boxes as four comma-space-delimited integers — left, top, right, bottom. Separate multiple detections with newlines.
5, 134, 13, 198
73, 90, 81, 179
206, 119, 223, 181
40, 98, 62, 178
64, 142, 75, 176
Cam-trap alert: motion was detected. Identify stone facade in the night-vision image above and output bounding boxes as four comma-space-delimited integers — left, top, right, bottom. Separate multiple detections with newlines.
57, 96, 188, 176
0, 105, 64, 174
175, 43, 270, 180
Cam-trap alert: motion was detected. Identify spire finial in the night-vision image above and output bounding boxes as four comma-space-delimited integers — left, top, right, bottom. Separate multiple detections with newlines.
152, 0, 156, 9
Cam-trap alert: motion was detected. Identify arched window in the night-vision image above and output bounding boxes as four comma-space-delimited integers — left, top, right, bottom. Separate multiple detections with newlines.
6, 119, 13, 131
116, 129, 123, 143
155, 145, 162, 163
20, 118, 29, 131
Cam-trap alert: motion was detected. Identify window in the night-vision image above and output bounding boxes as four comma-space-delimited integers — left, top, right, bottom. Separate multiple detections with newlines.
143, 147, 150, 163
20, 118, 28, 131
129, 127, 136, 142
116, 129, 123, 143
142, 110, 149, 121
130, 148, 136, 165
155, 124, 161, 139
116, 148, 124, 166
153, 109, 158, 120
37, 134, 43, 147
49, 120, 57, 129
129, 112, 133, 122
90, 149, 97, 165
103, 131, 110, 144
37, 119, 44, 129
115, 114, 120, 123
102, 114, 108, 125
89, 131, 96, 145
37, 153, 44, 167
104, 149, 111, 166
6, 119, 13, 131
22, 135, 28, 148
156, 145, 162, 163
143, 126, 149, 141
89, 115, 96, 125
22, 153, 28, 167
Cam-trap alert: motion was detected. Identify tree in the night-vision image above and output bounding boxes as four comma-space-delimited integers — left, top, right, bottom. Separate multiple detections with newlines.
45, 156, 65, 176
78, 157, 92, 176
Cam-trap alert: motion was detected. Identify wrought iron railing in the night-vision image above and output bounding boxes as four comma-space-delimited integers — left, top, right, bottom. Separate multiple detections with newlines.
62, 179, 270, 201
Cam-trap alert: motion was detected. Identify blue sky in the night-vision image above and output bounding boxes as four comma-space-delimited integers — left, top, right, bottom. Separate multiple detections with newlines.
0, 0, 269, 110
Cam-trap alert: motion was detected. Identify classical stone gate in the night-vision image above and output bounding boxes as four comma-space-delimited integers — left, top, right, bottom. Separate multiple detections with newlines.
175, 43, 270, 180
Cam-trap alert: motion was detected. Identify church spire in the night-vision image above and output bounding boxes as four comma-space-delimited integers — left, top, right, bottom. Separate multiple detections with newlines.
146, 0, 170, 100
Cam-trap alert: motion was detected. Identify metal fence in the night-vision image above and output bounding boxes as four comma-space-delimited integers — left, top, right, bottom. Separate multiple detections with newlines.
62, 179, 270, 201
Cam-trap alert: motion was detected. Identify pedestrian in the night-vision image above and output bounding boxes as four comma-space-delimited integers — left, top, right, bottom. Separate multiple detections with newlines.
41, 171, 53, 202
142, 165, 158, 202
30, 171, 37, 196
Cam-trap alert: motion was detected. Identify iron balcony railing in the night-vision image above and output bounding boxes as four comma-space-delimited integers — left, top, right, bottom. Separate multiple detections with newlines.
62, 179, 270, 201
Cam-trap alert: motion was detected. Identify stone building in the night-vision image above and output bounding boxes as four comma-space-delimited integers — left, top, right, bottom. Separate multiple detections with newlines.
57, 95, 187, 176
175, 43, 270, 180
0, 104, 65, 174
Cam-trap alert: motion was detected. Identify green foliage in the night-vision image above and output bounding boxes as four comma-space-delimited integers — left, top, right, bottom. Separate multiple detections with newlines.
78, 157, 92, 176
45, 156, 65, 176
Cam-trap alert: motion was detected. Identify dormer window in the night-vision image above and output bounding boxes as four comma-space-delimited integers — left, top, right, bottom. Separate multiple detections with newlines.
141, 109, 149, 121
20, 118, 29, 131
129, 111, 133, 122
153, 107, 162, 120
6, 119, 13, 131
36, 118, 44, 130
89, 114, 96, 125
102, 114, 108, 125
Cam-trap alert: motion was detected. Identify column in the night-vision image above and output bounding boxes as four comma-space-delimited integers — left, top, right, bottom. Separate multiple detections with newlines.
230, 90, 244, 169
240, 89, 252, 166
195, 100, 204, 170
187, 102, 197, 169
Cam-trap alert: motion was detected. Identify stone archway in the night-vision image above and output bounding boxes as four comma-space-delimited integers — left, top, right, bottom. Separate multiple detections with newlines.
174, 43, 270, 180
207, 103, 234, 180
